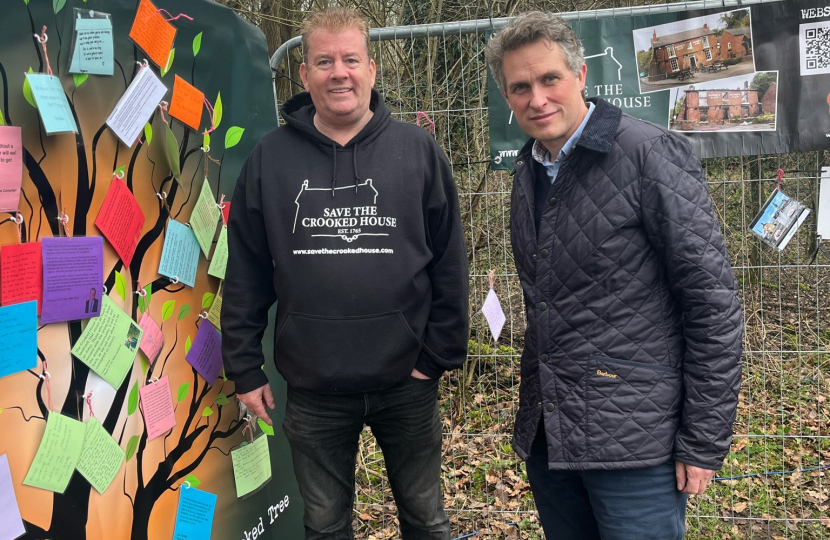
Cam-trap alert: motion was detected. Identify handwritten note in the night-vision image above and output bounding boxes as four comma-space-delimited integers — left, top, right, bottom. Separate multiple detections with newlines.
95, 179, 145, 265
76, 417, 124, 494
1, 242, 42, 314
173, 486, 217, 540
159, 220, 201, 287
0, 454, 26, 540
129, 0, 177, 68
0, 301, 37, 379
206, 284, 222, 330
26, 74, 77, 135
41, 236, 104, 324
190, 179, 220, 257
138, 312, 163, 363
481, 289, 506, 343
106, 66, 167, 147
169, 76, 204, 131
207, 226, 227, 279
68, 16, 114, 75
0, 126, 23, 212
71, 296, 142, 388
186, 321, 222, 385
23, 413, 86, 493
231, 434, 272, 499
139, 376, 176, 440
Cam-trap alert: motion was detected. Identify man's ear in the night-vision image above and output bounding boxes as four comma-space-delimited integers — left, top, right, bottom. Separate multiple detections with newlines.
299, 62, 309, 90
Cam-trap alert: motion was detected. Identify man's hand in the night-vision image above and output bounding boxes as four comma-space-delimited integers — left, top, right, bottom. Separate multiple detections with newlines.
238, 384, 276, 426
675, 461, 717, 495
410, 368, 431, 380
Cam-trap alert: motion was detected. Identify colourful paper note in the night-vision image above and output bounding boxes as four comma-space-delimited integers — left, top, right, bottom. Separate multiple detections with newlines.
0, 126, 23, 212
68, 16, 114, 75
221, 202, 231, 225
95, 179, 145, 265
169, 75, 204, 131
138, 312, 163, 363
71, 296, 142, 388
1, 242, 42, 314
26, 74, 77, 135
106, 66, 168, 147
231, 434, 272, 499
207, 226, 227, 279
206, 283, 222, 331
23, 413, 86, 493
481, 289, 506, 343
159, 220, 201, 287
128, 0, 177, 68
0, 301, 37, 379
139, 375, 176, 440
173, 486, 217, 540
76, 417, 124, 494
0, 454, 26, 540
190, 179, 220, 257
186, 321, 222, 385
41, 236, 104, 324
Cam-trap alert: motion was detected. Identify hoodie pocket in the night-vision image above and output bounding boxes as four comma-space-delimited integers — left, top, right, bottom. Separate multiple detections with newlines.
276, 310, 421, 393
586, 355, 682, 462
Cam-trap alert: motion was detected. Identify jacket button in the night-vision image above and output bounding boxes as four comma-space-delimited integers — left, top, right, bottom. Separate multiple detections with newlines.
539, 248, 550, 258
539, 354, 548, 362
515, 160, 524, 166
537, 302, 547, 311
549, 197, 557, 206
545, 403, 556, 412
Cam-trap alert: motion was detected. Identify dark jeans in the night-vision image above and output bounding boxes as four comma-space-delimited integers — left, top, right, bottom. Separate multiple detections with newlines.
526, 424, 688, 540
282, 377, 450, 540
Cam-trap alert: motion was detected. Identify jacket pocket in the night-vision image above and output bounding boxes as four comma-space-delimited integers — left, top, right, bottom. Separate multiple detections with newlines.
586, 355, 682, 462
275, 310, 421, 393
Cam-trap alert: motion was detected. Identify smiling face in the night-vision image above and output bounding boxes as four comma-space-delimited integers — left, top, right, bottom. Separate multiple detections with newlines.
502, 39, 588, 156
300, 27, 377, 131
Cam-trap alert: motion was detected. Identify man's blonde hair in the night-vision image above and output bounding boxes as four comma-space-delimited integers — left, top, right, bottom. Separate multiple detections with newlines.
300, 7, 371, 64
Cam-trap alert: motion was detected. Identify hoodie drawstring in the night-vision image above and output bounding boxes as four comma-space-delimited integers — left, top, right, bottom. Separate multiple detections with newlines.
330, 141, 337, 197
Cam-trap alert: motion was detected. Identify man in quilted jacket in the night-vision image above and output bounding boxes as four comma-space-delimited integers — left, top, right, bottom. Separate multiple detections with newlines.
486, 12, 743, 539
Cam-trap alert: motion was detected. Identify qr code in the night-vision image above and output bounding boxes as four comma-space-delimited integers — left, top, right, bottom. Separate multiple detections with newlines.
800, 21, 830, 76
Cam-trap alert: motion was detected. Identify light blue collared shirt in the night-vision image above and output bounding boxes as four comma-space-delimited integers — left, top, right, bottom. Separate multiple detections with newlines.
531, 102, 596, 184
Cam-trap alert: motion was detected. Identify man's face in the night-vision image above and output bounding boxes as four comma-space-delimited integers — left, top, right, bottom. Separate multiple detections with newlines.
89, 289, 96, 300
502, 40, 587, 154
300, 27, 377, 128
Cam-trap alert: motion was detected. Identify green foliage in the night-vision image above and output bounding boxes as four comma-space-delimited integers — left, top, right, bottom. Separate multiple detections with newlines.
185, 334, 192, 355
636, 49, 653, 74
177, 303, 192, 321
723, 57, 742, 66
0, 108, 5, 126
161, 300, 176, 321
193, 32, 203, 57
23, 68, 36, 108
719, 10, 750, 29
161, 48, 175, 77
203, 132, 210, 150
201, 292, 215, 309
224, 126, 244, 149
201, 407, 213, 417
128, 381, 139, 415
143, 122, 153, 145
115, 271, 127, 300
184, 474, 201, 488
125, 435, 139, 461
750, 72, 777, 98
73, 73, 88, 88
177, 382, 190, 402
214, 393, 228, 405
213, 92, 223, 129
53, 0, 66, 14
258, 418, 274, 436
138, 284, 152, 314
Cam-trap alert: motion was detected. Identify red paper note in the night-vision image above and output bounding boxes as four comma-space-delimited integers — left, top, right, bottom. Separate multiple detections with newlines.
0, 242, 42, 315
128, 0, 177, 69
95, 179, 145, 265
138, 312, 163, 363
169, 75, 204, 131
139, 375, 176, 440
221, 202, 231, 225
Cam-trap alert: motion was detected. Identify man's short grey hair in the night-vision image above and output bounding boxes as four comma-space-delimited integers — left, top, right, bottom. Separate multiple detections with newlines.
485, 11, 585, 95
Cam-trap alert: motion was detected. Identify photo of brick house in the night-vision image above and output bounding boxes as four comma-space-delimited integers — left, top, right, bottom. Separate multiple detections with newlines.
649, 24, 719, 76
720, 27, 753, 59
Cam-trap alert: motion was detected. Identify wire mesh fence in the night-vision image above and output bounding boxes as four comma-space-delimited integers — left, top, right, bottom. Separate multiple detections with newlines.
271, 1, 830, 537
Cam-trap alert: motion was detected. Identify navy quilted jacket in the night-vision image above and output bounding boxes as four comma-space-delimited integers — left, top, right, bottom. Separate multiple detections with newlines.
510, 98, 743, 471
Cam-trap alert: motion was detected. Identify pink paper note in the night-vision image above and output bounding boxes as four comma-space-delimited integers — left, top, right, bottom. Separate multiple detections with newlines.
138, 312, 163, 363
0, 126, 23, 212
95, 179, 145, 265
185, 321, 222, 385
139, 376, 176, 440
1, 242, 42, 315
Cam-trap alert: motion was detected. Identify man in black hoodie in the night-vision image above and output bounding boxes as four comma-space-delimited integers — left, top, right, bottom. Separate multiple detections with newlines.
222, 7, 469, 540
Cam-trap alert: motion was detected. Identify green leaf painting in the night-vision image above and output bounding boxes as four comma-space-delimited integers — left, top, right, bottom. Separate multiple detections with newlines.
177, 304, 192, 321
202, 407, 213, 417
161, 48, 175, 77
201, 293, 215, 309
23, 68, 36, 108
177, 382, 190, 402
73, 73, 88, 88
114, 165, 126, 178
213, 92, 223, 129
125, 435, 140, 461
53, 0, 66, 14
164, 123, 181, 181
128, 381, 139, 415
140, 353, 150, 375
184, 334, 192, 355
214, 393, 228, 406
184, 474, 201, 489
0, 108, 5, 126
139, 284, 152, 313
144, 122, 153, 145
115, 271, 126, 300
224, 127, 245, 150
193, 32, 203, 58
257, 418, 275, 436
203, 132, 210, 150
161, 300, 176, 321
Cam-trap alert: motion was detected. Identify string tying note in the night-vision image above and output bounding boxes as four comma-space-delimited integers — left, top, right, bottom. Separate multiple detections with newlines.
113, 169, 125, 181
84, 391, 95, 418
241, 414, 255, 443
14, 213, 23, 244
182, 480, 191, 489
33, 27, 54, 76
148, 376, 159, 385
57, 207, 72, 239
135, 279, 147, 297
158, 101, 170, 125
41, 361, 53, 412
416, 111, 435, 135
488, 268, 496, 290
170, 276, 180, 285
198, 311, 208, 319
202, 97, 216, 136
776, 168, 784, 191
157, 9, 193, 22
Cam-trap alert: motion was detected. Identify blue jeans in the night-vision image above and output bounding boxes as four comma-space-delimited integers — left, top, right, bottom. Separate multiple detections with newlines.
282, 377, 450, 540
526, 424, 688, 540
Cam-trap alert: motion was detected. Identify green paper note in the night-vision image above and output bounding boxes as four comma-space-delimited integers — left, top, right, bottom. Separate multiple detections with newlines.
207, 225, 227, 279
206, 283, 222, 331
189, 178, 221, 257
76, 417, 124, 494
231, 434, 271, 499
71, 296, 143, 388
23, 413, 85, 493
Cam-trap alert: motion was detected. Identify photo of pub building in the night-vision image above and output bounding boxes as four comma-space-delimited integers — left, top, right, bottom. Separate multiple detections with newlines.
669, 72, 778, 132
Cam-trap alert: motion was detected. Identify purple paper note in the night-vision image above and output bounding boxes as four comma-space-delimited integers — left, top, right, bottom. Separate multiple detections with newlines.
0, 126, 24, 212
185, 321, 222, 385
41, 237, 104, 324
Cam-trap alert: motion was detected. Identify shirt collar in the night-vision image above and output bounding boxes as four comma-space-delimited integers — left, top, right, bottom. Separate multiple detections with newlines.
531, 101, 596, 165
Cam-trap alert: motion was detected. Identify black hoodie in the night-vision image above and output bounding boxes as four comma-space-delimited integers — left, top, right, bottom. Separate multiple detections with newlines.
222, 90, 469, 394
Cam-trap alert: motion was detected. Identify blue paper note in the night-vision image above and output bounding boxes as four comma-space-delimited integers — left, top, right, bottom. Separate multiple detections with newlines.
158, 220, 201, 287
0, 301, 37, 379
68, 17, 114, 76
26, 74, 78, 134
172, 486, 217, 540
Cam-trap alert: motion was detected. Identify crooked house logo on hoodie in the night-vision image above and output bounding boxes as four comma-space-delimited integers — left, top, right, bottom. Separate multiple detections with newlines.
292, 179, 398, 242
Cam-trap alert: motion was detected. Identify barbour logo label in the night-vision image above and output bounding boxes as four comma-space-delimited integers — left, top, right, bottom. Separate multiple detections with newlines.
596, 369, 618, 379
